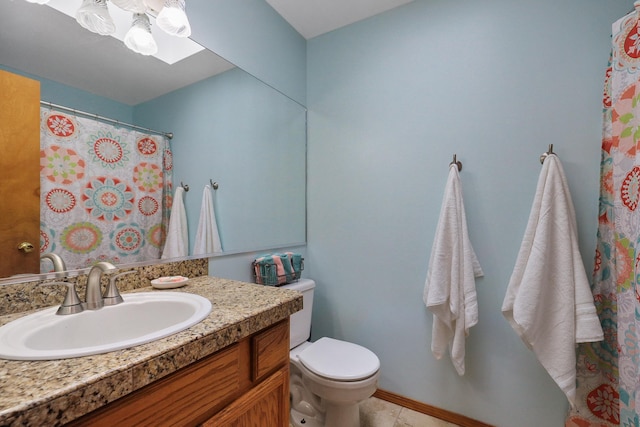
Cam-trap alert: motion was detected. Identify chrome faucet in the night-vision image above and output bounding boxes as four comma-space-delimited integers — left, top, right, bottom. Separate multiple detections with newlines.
40, 253, 67, 277
85, 262, 117, 310
43, 262, 128, 315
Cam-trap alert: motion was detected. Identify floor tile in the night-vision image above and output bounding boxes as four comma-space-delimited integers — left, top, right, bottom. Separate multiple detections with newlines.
360, 397, 402, 427
395, 407, 459, 427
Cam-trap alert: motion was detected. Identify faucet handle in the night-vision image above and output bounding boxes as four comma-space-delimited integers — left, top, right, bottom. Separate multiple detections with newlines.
103, 270, 137, 306
41, 281, 84, 315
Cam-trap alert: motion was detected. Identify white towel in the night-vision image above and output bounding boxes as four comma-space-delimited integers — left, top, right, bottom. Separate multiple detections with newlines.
193, 184, 222, 255
161, 186, 189, 259
502, 154, 603, 408
423, 164, 484, 376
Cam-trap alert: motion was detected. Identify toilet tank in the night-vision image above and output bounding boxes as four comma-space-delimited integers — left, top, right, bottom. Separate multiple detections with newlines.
281, 279, 315, 349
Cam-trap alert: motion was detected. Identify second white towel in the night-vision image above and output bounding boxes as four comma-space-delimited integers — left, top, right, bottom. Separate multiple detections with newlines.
193, 184, 222, 255
162, 186, 188, 259
423, 164, 483, 376
502, 154, 603, 408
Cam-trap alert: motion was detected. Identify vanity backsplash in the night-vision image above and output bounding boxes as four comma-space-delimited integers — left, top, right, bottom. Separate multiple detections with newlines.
0, 258, 208, 316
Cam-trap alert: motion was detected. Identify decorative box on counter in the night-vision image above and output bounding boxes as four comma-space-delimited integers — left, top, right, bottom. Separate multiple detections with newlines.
253, 253, 304, 286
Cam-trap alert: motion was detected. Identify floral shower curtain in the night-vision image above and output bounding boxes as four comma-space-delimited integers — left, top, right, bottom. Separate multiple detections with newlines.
568, 6, 640, 427
39, 108, 173, 272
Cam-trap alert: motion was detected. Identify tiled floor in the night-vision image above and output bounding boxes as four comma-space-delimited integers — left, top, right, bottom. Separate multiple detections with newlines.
289, 397, 462, 427
359, 397, 462, 427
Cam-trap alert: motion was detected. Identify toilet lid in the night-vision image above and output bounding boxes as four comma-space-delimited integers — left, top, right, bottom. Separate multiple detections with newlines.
298, 337, 380, 381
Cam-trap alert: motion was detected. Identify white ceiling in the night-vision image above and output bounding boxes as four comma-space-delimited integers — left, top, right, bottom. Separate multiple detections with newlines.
0, 0, 412, 105
267, 0, 413, 40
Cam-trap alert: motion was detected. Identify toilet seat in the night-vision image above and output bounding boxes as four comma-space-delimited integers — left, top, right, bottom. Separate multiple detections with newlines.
298, 337, 380, 381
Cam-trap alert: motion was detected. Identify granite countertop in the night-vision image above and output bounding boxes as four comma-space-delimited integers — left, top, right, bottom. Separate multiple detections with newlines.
0, 276, 302, 426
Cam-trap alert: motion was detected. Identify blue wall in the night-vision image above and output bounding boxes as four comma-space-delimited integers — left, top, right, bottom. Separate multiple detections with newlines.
188, 0, 307, 106
305, 1, 629, 426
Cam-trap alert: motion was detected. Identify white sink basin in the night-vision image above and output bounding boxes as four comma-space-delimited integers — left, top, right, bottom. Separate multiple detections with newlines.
0, 292, 212, 360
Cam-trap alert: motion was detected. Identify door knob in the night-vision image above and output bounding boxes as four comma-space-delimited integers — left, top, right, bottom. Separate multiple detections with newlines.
17, 242, 35, 253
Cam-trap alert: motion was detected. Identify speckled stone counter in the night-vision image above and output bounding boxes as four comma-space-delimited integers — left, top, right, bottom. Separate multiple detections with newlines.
0, 276, 302, 426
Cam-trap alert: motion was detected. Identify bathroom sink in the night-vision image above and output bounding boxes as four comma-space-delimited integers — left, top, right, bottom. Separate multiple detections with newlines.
0, 292, 212, 360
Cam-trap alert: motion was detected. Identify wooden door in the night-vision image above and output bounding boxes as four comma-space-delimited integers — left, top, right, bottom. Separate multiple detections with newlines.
0, 70, 40, 277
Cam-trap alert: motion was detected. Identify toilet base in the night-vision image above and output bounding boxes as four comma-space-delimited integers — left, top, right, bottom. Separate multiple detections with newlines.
290, 360, 376, 427
289, 401, 360, 427
324, 401, 360, 427
290, 408, 324, 427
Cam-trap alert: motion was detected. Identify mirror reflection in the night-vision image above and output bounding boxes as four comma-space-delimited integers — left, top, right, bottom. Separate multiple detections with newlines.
0, 0, 306, 281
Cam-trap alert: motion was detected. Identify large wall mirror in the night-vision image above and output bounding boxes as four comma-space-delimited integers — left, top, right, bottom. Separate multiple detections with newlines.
0, 0, 306, 282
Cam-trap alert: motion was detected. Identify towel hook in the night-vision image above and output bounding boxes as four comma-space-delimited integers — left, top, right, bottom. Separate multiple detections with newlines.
209, 179, 219, 190
181, 181, 189, 192
540, 144, 555, 164
450, 154, 462, 171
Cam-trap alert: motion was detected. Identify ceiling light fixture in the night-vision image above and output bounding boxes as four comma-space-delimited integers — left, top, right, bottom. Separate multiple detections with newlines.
124, 13, 158, 55
75, 0, 116, 36
156, 0, 191, 38
25, 0, 193, 59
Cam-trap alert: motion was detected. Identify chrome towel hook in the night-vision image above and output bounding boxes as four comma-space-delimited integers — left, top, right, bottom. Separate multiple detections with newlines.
209, 179, 219, 190
181, 181, 189, 192
450, 154, 462, 171
540, 144, 554, 164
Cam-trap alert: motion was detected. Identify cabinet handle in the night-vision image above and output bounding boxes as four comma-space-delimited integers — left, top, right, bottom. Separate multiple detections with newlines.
17, 242, 35, 253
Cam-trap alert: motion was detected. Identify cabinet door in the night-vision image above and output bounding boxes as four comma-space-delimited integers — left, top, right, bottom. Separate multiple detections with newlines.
252, 319, 289, 382
69, 344, 241, 427
203, 367, 289, 427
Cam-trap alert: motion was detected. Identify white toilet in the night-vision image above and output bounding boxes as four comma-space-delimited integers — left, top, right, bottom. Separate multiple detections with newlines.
282, 279, 380, 427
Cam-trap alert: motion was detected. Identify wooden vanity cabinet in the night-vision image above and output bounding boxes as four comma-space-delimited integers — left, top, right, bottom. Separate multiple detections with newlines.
68, 319, 290, 427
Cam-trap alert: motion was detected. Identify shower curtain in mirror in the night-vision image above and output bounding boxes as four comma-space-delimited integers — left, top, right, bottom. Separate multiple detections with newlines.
39, 108, 173, 272
567, 7, 640, 427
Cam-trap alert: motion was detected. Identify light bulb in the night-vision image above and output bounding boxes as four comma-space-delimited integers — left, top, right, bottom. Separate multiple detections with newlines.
111, 0, 147, 13
76, 0, 116, 36
124, 13, 158, 55
156, 0, 191, 38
